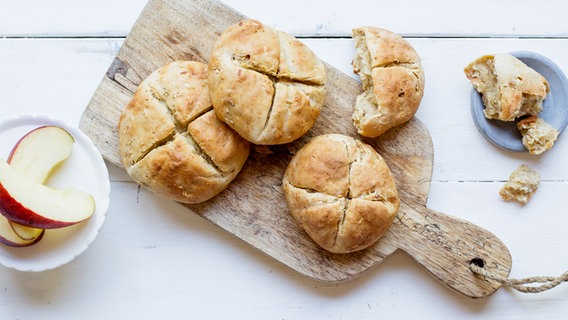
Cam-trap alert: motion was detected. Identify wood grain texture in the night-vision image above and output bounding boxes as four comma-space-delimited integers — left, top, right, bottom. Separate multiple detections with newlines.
80, 0, 512, 297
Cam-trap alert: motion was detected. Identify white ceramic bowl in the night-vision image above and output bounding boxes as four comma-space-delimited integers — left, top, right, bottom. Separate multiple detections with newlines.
0, 115, 110, 272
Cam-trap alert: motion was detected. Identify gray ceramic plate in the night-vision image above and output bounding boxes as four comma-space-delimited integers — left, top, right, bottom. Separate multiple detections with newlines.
470, 51, 568, 152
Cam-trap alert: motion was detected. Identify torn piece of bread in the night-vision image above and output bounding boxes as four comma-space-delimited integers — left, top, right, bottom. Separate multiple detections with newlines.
517, 116, 559, 155
499, 164, 541, 204
464, 53, 549, 121
351, 27, 425, 138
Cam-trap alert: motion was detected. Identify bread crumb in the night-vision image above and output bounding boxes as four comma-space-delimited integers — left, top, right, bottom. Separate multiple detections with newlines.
517, 116, 559, 155
499, 164, 541, 204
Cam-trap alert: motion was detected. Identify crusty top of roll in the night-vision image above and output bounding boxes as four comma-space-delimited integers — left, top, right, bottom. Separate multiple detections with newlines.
208, 19, 326, 145
282, 134, 399, 253
118, 61, 250, 204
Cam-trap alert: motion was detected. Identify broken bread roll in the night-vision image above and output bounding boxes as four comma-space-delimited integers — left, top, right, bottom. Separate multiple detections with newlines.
499, 164, 541, 204
208, 19, 326, 145
118, 61, 251, 204
464, 53, 549, 121
351, 27, 425, 138
517, 116, 559, 155
282, 134, 399, 253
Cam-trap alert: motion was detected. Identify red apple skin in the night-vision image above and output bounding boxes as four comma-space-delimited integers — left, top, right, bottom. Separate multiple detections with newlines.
0, 184, 79, 229
0, 222, 44, 247
0, 232, 44, 247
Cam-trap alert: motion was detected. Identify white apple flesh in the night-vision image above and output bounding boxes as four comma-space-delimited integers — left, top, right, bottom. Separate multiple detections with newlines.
0, 159, 95, 229
8, 126, 75, 184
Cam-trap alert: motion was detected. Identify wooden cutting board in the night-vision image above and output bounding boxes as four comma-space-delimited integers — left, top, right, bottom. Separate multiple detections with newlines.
79, 0, 512, 298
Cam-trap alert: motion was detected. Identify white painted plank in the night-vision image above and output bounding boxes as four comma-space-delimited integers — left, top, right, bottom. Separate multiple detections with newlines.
1, 38, 568, 183
0, 39, 121, 127
0, 0, 147, 37
1, 0, 568, 38
227, 0, 568, 38
1, 181, 566, 319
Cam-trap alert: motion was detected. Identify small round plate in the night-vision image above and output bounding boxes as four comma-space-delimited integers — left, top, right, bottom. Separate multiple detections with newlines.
0, 115, 110, 272
470, 51, 568, 152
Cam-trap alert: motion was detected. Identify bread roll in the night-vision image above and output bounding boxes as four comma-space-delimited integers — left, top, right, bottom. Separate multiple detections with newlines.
517, 116, 559, 155
351, 27, 425, 138
118, 61, 250, 204
464, 53, 549, 121
499, 164, 540, 204
282, 134, 399, 253
208, 19, 326, 145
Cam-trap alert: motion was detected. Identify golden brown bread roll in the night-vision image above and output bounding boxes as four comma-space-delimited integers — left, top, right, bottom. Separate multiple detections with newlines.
464, 53, 549, 121
351, 27, 425, 138
282, 134, 399, 253
208, 19, 326, 145
118, 61, 250, 204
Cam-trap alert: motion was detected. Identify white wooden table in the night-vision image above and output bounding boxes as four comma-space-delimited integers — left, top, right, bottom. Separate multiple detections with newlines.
1, 1, 568, 318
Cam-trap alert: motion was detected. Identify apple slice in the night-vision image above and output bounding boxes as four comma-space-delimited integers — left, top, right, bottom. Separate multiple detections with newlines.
0, 213, 44, 247
0, 159, 95, 229
10, 221, 45, 240
8, 126, 74, 184
1, 126, 75, 244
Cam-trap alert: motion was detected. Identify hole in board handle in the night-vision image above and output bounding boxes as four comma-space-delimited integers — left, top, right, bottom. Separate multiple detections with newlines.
469, 258, 485, 268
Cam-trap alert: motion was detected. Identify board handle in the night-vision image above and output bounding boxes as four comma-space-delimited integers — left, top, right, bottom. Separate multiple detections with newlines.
389, 204, 512, 298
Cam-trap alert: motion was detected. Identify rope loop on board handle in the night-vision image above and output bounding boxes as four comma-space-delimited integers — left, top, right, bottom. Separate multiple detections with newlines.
469, 259, 568, 293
